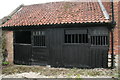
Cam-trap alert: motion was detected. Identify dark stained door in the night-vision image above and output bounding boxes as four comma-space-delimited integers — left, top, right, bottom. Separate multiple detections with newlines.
14, 43, 32, 65
31, 31, 48, 65
89, 27, 109, 68
48, 29, 63, 67
62, 29, 90, 68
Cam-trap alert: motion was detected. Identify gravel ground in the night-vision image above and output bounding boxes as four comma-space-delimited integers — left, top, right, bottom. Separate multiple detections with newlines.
1, 65, 119, 78
1, 72, 113, 78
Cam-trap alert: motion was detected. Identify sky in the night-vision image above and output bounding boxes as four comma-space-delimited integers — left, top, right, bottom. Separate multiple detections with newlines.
0, 0, 66, 19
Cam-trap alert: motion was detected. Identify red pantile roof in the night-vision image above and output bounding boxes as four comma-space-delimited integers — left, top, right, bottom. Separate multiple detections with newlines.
102, 2, 111, 15
1, 2, 111, 27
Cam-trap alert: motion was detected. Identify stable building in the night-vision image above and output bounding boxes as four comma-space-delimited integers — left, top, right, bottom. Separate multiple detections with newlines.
1, 1, 117, 68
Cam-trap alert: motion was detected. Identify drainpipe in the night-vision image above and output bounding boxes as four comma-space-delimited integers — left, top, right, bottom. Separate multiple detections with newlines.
111, 0, 115, 69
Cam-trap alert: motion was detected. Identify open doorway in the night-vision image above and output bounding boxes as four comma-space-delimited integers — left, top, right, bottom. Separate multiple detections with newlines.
13, 31, 32, 65
14, 31, 31, 44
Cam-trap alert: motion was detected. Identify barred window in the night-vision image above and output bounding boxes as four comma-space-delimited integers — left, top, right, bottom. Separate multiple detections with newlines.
33, 31, 45, 46
91, 36, 108, 46
64, 30, 88, 43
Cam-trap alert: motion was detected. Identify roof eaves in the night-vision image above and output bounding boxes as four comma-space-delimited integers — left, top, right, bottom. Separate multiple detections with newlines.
2, 21, 112, 29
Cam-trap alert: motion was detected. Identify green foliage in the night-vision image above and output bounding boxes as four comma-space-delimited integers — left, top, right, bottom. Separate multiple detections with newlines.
75, 78, 83, 80
2, 61, 9, 65
67, 73, 73, 78
87, 70, 101, 76
76, 74, 81, 78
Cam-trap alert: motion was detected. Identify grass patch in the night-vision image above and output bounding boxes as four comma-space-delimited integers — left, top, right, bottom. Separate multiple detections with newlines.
2, 61, 9, 66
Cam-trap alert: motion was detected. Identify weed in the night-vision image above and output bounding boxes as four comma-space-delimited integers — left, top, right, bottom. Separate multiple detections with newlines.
2, 61, 9, 66
76, 74, 81, 78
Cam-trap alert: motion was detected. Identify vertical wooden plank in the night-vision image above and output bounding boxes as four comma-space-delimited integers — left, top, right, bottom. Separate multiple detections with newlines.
44, 36, 45, 46
102, 48, 108, 68
105, 36, 106, 45
92, 36, 94, 45
89, 48, 91, 67
43, 35, 45, 46
106, 36, 108, 45
33, 36, 35, 46
90, 48, 95, 68
99, 36, 101, 45
72, 34, 74, 43
67, 35, 69, 43
97, 48, 100, 67
83, 34, 85, 43
34, 36, 35, 46
100, 49, 103, 67
80, 34, 82, 43
91, 36, 92, 45
93, 36, 94, 45
40, 36, 41, 46
36, 36, 38, 46
42, 36, 43, 46
36, 36, 37, 46
74, 34, 76, 43
70, 35, 72, 43
102, 36, 104, 45
96, 36, 98, 45
86, 34, 87, 43
38, 35, 42, 46
39, 36, 41, 46
65, 35, 66, 43
77, 34, 79, 43
95, 36, 97, 45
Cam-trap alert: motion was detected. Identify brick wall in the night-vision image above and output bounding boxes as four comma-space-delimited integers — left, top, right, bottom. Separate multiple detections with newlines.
113, 2, 119, 55
4, 31, 13, 63
107, 2, 119, 55
118, 1, 120, 54
118, 1, 120, 70
103, 1, 120, 54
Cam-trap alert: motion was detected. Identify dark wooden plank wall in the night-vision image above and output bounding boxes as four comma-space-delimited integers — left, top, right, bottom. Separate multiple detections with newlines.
90, 47, 108, 68
48, 28, 63, 67
89, 27, 109, 68
31, 47, 48, 65
13, 27, 109, 68
14, 43, 32, 65
31, 30, 49, 65
62, 44, 90, 68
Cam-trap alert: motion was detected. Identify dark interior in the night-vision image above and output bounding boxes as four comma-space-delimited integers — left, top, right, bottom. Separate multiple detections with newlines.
14, 31, 31, 44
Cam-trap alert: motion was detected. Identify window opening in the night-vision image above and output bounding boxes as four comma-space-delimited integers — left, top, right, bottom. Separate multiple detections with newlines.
64, 30, 88, 43
33, 31, 45, 46
91, 36, 108, 46
14, 31, 31, 44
